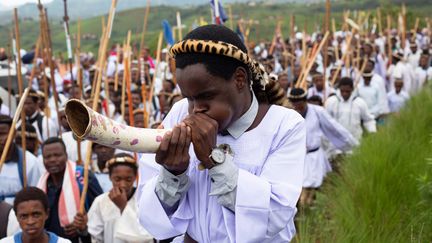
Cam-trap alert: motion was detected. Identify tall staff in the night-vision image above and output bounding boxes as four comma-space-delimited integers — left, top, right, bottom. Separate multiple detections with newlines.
14, 9, 28, 187
37, 1, 62, 136
80, 0, 118, 213
63, 0, 75, 90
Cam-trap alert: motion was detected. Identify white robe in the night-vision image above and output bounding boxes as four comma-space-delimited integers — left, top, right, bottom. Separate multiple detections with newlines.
303, 105, 358, 188
325, 92, 377, 141
387, 90, 409, 113
0, 149, 41, 204
87, 192, 153, 243
62, 131, 89, 164
137, 98, 306, 242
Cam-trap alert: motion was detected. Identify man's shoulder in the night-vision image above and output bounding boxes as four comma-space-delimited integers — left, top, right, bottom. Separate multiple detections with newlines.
267, 105, 304, 129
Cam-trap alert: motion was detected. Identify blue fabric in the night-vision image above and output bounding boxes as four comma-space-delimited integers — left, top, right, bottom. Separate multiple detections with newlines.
17, 148, 24, 188
162, 20, 175, 46
13, 231, 59, 243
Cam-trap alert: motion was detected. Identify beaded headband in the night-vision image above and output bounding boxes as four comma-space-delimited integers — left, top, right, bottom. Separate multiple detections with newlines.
106, 156, 137, 168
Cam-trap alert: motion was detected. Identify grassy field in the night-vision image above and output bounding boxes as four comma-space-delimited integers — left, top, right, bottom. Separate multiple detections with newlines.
295, 88, 432, 242
1, 0, 431, 57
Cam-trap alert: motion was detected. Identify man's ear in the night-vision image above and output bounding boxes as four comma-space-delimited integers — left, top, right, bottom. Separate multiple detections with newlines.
232, 66, 248, 91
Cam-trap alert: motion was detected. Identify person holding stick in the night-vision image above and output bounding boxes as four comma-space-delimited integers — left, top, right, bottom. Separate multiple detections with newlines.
288, 88, 358, 206
137, 25, 305, 242
0, 115, 41, 204
37, 137, 103, 243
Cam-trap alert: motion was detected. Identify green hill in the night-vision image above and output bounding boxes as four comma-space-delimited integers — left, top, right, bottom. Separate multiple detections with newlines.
1, 1, 431, 56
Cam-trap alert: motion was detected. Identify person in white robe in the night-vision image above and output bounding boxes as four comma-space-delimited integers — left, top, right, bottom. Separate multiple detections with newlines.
307, 73, 335, 101
289, 88, 358, 205
137, 25, 306, 243
87, 154, 153, 243
387, 79, 410, 113
357, 60, 390, 118
325, 77, 377, 141
413, 54, 431, 93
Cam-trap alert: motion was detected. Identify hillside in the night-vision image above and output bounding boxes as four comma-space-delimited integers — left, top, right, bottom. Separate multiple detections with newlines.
0, 0, 318, 25
0, 0, 431, 56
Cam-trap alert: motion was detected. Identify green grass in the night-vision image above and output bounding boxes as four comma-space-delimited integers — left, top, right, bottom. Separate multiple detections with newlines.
296, 88, 432, 242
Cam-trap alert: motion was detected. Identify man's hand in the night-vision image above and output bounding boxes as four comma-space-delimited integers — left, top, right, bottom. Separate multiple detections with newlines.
64, 224, 78, 237
183, 113, 218, 169
155, 123, 192, 175
109, 187, 128, 212
72, 212, 88, 232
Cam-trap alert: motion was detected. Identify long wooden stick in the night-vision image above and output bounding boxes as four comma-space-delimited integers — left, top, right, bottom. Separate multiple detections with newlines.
125, 31, 135, 126
139, 0, 151, 56
147, 32, 164, 106
386, 15, 393, 66
37, 3, 62, 137
14, 9, 27, 187
0, 88, 29, 173
297, 31, 330, 90
354, 57, 368, 88
80, 0, 118, 213
14, 9, 24, 96
7, 42, 12, 116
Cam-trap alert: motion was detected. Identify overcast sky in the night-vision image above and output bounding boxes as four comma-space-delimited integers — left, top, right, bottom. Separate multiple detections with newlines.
2, 0, 53, 8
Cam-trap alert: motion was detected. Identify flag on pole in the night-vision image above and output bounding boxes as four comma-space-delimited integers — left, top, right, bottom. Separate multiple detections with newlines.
236, 24, 245, 44
162, 20, 175, 46
210, 0, 228, 25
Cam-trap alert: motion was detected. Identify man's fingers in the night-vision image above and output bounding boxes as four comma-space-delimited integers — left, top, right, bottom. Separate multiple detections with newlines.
175, 123, 187, 156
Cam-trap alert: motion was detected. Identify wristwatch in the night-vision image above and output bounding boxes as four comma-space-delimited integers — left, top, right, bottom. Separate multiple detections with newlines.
198, 144, 234, 170
209, 147, 226, 164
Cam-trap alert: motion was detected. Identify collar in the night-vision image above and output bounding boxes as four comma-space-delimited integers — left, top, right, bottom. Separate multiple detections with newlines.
225, 92, 259, 139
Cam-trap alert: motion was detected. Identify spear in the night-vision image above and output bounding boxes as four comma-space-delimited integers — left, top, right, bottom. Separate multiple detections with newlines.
63, 0, 75, 91
80, 0, 118, 213
14, 8, 27, 187
37, 1, 62, 137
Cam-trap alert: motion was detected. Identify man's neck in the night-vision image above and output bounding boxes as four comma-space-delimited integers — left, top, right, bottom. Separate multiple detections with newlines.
22, 232, 49, 243
97, 160, 107, 172
50, 172, 64, 186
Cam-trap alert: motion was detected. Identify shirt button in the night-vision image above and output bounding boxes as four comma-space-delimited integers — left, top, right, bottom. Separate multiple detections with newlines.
172, 178, 178, 182
211, 178, 215, 183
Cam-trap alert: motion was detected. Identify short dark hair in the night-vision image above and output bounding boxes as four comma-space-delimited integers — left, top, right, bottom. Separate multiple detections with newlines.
41, 137, 67, 153
13, 187, 49, 214
108, 153, 138, 176
338, 77, 354, 89
0, 115, 12, 126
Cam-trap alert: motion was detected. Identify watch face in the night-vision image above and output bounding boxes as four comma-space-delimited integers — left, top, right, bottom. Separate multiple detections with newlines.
211, 149, 225, 163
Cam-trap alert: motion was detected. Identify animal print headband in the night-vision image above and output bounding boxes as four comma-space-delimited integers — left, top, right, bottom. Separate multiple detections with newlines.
169, 39, 270, 90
